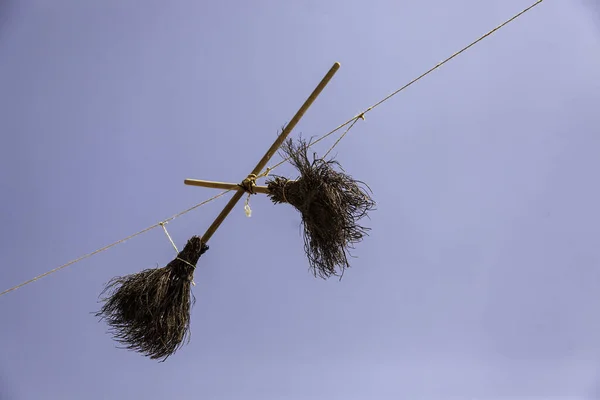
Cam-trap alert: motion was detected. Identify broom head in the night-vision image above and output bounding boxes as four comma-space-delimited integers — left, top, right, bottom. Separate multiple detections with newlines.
266, 137, 375, 278
96, 235, 208, 361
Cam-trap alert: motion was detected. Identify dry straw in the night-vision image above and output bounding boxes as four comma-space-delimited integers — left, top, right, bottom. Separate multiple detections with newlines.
266, 137, 375, 278
96, 236, 208, 361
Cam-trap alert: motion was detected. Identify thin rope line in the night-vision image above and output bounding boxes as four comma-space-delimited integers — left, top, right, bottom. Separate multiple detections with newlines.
266, 0, 544, 172
161, 222, 195, 263
322, 114, 364, 160
0, 190, 230, 297
160, 222, 179, 253
0, 0, 543, 298
160, 221, 199, 285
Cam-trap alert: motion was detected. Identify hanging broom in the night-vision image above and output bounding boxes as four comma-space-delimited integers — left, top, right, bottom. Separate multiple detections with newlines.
265, 137, 375, 278
96, 62, 341, 361
96, 236, 208, 361
185, 136, 375, 278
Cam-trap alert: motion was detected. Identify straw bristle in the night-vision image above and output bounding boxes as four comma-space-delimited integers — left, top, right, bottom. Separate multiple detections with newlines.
266, 137, 375, 278
96, 236, 208, 361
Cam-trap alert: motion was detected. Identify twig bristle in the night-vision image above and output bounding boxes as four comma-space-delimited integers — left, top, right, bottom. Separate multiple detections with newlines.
96, 236, 209, 361
266, 137, 375, 278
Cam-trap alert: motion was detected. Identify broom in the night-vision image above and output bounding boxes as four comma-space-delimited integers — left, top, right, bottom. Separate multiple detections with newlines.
185, 136, 376, 279
265, 137, 375, 278
96, 236, 208, 361
96, 62, 341, 361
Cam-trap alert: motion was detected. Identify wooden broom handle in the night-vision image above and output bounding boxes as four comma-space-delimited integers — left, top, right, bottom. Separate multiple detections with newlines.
199, 62, 341, 244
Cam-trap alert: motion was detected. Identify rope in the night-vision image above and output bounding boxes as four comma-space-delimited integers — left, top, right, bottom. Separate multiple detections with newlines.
0, 0, 544, 298
0, 190, 229, 297
322, 113, 364, 160
160, 222, 198, 285
160, 222, 179, 253
265, 0, 544, 173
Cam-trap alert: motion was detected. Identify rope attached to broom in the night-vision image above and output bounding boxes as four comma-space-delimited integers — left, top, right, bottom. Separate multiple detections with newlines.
0, 190, 230, 298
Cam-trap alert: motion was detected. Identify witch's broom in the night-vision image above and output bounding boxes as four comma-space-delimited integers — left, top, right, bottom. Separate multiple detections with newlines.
96, 62, 342, 361
185, 136, 375, 279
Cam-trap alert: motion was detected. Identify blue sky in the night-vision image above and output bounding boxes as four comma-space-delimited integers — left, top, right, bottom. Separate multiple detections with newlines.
1, 1, 600, 399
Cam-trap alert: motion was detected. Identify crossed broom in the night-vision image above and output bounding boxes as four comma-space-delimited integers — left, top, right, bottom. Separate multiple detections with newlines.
0, 0, 546, 363
96, 62, 376, 361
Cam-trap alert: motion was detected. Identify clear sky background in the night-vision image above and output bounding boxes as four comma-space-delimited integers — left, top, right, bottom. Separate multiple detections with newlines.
1, 1, 600, 399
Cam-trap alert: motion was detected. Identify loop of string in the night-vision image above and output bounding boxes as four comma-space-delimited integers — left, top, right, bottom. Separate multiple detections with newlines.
244, 195, 253, 218
0, 0, 543, 298
282, 180, 292, 204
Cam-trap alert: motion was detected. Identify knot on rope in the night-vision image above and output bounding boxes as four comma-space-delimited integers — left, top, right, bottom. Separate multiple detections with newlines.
239, 174, 257, 194
239, 168, 271, 217
238, 167, 271, 195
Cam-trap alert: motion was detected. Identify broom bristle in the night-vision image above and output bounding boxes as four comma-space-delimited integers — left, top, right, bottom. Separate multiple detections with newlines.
96, 235, 208, 361
266, 137, 375, 278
